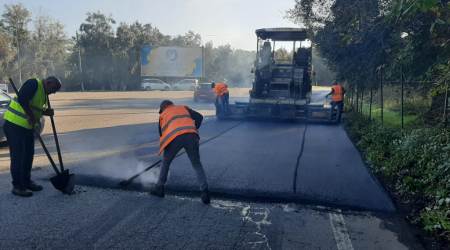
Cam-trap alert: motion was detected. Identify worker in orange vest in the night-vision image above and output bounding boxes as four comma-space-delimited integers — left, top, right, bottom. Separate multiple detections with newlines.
326, 81, 345, 122
211, 81, 229, 115
150, 100, 210, 204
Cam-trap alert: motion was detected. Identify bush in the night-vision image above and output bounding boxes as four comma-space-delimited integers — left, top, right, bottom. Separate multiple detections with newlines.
345, 112, 450, 241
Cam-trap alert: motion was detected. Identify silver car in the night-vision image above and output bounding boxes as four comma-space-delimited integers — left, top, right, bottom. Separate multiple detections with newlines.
141, 78, 171, 91
0, 91, 45, 142
172, 79, 198, 91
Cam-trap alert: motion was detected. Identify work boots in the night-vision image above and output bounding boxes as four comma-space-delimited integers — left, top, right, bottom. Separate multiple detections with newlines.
150, 185, 211, 204
201, 189, 211, 205
11, 188, 33, 197
27, 181, 43, 192
150, 184, 165, 198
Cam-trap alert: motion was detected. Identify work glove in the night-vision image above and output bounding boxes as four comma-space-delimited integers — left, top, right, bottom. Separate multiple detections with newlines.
34, 120, 43, 132
43, 108, 54, 117
27, 116, 37, 127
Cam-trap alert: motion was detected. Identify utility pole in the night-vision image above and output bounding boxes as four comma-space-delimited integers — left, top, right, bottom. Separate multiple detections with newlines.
17, 39, 22, 84
76, 32, 85, 91
444, 80, 449, 127
15, 24, 22, 84
401, 65, 404, 129
380, 67, 384, 126
369, 88, 373, 120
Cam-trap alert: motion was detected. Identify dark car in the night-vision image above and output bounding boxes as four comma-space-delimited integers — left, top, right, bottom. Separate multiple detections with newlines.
0, 90, 45, 142
194, 83, 215, 102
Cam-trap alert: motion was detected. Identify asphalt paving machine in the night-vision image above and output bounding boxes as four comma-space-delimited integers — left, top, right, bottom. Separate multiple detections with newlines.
216, 28, 338, 122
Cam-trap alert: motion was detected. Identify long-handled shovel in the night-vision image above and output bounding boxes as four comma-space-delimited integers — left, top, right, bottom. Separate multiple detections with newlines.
45, 95, 75, 193
8, 78, 75, 194
118, 160, 161, 187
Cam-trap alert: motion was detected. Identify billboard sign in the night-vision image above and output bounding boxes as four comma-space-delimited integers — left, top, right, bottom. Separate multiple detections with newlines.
141, 46, 203, 78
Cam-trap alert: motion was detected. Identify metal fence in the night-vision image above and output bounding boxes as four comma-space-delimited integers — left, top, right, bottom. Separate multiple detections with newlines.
346, 68, 449, 128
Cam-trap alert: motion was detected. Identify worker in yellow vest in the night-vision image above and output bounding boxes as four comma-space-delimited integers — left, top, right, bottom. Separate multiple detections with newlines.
3, 77, 61, 197
326, 81, 345, 123
150, 100, 210, 204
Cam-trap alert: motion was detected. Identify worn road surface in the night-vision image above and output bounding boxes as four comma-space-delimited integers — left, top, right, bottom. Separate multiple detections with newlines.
0, 89, 424, 249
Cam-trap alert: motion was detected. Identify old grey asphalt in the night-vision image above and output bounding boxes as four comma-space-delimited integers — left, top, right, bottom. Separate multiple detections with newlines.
0, 171, 422, 249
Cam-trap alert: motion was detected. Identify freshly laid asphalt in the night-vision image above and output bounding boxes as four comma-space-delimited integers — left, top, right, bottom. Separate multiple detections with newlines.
0, 91, 424, 249
161, 120, 394, 212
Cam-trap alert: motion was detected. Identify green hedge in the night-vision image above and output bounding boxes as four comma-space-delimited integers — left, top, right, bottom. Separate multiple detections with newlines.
345, 112, 450, 240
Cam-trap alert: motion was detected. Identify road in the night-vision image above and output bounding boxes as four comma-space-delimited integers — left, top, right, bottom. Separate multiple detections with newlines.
0, 88, 424, 249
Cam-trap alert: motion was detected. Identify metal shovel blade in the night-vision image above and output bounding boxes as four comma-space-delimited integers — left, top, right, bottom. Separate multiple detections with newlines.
50, 170, 75, 194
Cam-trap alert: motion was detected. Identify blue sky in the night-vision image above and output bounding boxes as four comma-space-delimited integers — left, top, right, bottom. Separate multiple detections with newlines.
0, 0, 297, 50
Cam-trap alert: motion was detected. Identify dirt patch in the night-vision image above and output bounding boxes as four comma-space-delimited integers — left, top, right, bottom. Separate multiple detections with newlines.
43, 89, 249, 134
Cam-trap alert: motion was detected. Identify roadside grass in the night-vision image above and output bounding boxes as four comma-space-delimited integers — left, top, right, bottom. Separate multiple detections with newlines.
360, 106, 419, 128
344, 112, 450, 247
352, 99, 429, 128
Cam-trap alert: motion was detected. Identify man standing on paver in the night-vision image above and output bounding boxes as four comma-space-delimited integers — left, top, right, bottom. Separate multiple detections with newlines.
3, 77, 61, 197
150, 100, 210, 204
326, 81, 345, 123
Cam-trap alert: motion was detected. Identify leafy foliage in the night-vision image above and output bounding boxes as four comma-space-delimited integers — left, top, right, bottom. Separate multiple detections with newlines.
345, 112, 450, 241
288, 0, 450, 102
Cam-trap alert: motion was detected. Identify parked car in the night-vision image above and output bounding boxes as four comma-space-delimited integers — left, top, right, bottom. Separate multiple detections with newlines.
194, 82, 215, 102
0, 83, 8, 93
172, 79, 198, 91
141, 78, 171, 91
0, 91, 45, 142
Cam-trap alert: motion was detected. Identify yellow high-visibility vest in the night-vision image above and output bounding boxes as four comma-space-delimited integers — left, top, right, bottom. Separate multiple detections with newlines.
3, 79, 47, 129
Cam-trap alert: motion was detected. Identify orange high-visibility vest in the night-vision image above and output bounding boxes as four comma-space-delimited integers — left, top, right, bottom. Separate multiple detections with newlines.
214, 83, 229, 96
159, 105, 198, 154
331, 85, 344, 102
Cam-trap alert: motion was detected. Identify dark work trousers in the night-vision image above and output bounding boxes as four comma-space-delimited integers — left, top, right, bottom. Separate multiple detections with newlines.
215, 93, 229, 115
157, 133, 208, 191
224, 92, 230, 113
3, 121, 35, 189
330, 101, 344, 122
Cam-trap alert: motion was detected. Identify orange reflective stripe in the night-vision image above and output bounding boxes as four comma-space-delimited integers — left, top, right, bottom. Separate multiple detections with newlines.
160, 125, 197, 147
159, 105, 198, 154
160, 114, 192, 133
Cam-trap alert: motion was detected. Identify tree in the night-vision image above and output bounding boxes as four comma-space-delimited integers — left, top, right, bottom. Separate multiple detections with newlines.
228, 49, 255, 86
312, 48, 336, 85
1, 3, 31, 83
77, 12, 116, 90
123, 22, 170, 89
203, 42, 255, 86
0, 30, 15, 81
170, 31, 202, 47
0, 7, 257, 90
28, 16, 68, 79
288, 0, 450, 122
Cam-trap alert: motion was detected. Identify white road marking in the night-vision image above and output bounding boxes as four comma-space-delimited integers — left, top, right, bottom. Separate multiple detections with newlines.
329, 210, 354, 250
